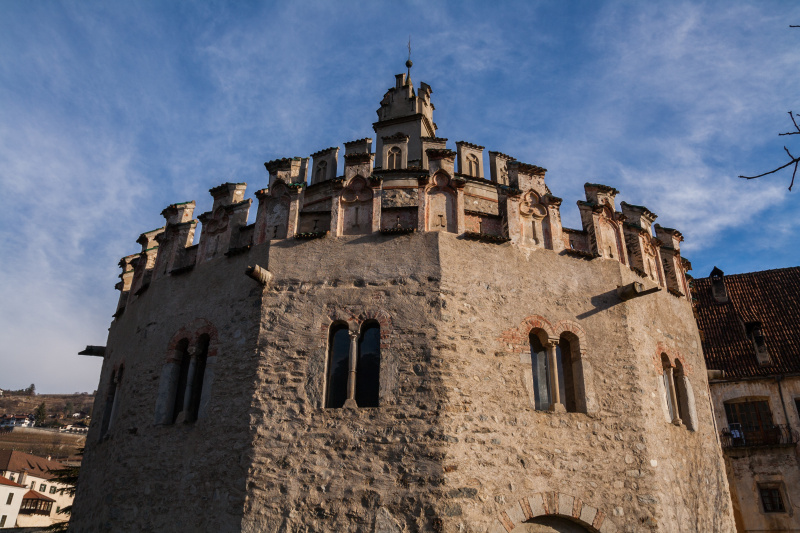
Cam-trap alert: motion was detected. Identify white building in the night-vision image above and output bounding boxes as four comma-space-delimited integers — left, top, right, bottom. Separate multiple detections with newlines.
0, 451, 73, 528
0, 475, 27, 528
0, 415, 34, 428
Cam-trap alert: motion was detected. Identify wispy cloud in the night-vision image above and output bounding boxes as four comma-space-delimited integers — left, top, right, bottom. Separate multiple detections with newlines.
0, 0, 797, 392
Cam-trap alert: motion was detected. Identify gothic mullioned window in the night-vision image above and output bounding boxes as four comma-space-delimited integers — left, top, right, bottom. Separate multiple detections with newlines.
387, 147, 401, 170
325, 321, 381, 408
155, 326, 217, 426
529, 329, 583, 413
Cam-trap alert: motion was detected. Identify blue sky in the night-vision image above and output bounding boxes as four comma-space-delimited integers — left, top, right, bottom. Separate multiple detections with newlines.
1, 1, 798, 393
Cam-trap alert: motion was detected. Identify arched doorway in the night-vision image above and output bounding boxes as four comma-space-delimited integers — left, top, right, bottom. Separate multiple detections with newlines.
521, 516, 591, 532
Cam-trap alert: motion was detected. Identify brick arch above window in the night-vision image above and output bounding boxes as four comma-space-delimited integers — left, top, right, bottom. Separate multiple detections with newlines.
652, 342, 693, 376
165, 318, 219, 362
498, 315, 558, 353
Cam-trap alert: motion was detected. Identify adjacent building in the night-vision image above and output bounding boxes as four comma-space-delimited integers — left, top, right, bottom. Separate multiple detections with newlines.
693, 266, 800, 532
0, 451, 73, 528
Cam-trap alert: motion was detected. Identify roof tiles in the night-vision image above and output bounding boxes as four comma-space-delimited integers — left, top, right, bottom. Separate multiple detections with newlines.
692, 266, 800, 379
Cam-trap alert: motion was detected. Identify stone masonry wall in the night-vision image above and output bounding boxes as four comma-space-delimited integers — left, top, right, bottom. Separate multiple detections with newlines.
71, 247, 269, 533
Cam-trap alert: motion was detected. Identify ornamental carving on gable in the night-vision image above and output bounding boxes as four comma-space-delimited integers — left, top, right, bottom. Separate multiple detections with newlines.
201, 207, 230, 237
341, 176, 372, 203
519, 190, 547, 219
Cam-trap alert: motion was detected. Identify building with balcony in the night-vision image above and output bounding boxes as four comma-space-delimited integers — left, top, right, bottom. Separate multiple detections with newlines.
0, 451, 73, 528
693, 266, 800, 532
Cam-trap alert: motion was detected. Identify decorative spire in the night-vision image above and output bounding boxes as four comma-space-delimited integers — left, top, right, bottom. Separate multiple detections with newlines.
406, 36, 412, 82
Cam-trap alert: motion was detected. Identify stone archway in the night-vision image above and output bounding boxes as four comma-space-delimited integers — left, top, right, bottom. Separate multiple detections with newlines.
520, 516, 591, 532
491, 492, 618, 533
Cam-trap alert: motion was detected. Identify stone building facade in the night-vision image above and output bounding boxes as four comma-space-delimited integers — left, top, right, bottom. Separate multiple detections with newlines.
71, 71, 736, 532
693, 266, 800, 533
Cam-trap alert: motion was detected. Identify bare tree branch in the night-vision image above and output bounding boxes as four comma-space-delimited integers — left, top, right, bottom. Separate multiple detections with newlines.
778, 111, 800, 136
739, 146, 799, 191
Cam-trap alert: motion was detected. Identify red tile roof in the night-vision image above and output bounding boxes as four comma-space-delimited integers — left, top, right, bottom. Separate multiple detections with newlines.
0, 450, 65, 481
22, 489, 55, 502
0, 475, 25, 488
692, 266, 800, 379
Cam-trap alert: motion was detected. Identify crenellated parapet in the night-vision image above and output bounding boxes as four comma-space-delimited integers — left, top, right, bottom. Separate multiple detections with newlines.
620, 201, 665, 287
113, 254, 138, 317
196, 183, 251, 263
153, 201, 197, 281
129, 227, 164, 297
576, 183, 628, 264
264, 157, 308, 188
655, 224, 690, 297
111, 73, 694, 308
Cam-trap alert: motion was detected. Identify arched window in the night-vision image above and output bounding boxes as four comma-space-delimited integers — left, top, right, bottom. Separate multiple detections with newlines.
325, 323, 350, 408
356, 321, 380, 407
100, 365, 123, 438
674, 360, 696, 430
387, 147, 401, 170
530, 331, 550, 411
467, 154, 479, 177
558, 334, 577, 413
186, 334, 209, 422
315, 161, 327, 183
661, 353, 676, 422
172, 339, 191, 423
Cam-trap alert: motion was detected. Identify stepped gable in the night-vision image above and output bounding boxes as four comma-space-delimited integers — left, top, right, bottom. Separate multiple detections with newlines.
693, 266, 800, 378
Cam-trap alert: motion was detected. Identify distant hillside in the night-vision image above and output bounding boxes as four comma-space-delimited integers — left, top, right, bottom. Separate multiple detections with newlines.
0, 428, 85, 460
0, 392, 95, 419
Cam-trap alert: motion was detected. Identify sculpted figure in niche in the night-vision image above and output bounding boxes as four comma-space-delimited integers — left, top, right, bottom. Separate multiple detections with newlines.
427, 173, 456, 233
341, 176, 373, 236
262, 181, 291, 240
520, 190, 550, 248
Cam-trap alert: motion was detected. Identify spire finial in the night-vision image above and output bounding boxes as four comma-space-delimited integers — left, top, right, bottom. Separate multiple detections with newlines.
405, 36, 413, 81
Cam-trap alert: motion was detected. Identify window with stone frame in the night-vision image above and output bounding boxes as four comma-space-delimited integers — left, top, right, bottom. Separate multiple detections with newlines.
325, 323, 350, 408
759, 484, 786, 513
39, 484, 45, 492
49, 486, 56, 494
530, 330, 584, 413
387, 147, 402, 170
